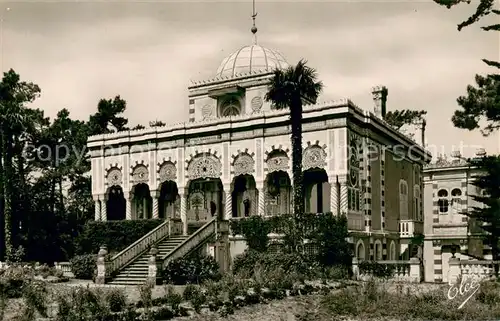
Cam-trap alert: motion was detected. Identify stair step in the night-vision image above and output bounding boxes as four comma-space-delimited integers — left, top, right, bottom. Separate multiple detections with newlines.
109, 234, 197, 283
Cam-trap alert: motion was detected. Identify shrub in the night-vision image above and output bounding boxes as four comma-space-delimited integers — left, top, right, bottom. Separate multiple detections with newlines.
230, 216, 270, 252
182, 284, 198, 301
105, 288, 127, 312
55, 286, 112, 321
233, 251, 321, 279
165, 286, 183, 314
74, 219, 163, 255
163, 255, 221, 285
70, 254, 96, 280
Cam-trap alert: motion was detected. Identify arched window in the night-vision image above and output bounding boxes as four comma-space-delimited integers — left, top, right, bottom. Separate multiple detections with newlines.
220, 97, 241, 117
356, 241, 365, 261
451, 188, 462, 214
399, 180, 408, 218
413, 185, 420, 221
389, 241, 396, 260
438, 189, 449, 214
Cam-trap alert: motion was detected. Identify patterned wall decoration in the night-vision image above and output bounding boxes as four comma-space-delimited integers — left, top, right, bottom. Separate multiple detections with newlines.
186, 151, 222, 180
348, 131, 361, 212
265, 146, 290, 173
202, 104, 214, 120
251, 96, 263, 113
158, 160, 177, 183
106, 165, 123, 186
232, 149, 255, 177
131, 162, 149, 184
302, 141, 327, 171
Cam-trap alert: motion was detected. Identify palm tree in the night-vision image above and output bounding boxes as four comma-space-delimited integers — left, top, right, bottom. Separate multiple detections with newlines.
265, 59, 323, 239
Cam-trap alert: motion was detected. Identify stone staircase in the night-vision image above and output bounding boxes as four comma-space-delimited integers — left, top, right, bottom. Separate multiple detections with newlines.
109, 235, 189, 285
102, 218, 218, 286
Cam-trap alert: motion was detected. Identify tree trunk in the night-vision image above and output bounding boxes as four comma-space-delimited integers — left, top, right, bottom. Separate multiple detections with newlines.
290, 97, 304, 251
290, 98, 304, 216
58, 177, 65, 213
2, 131, 13, 260
0, 132, 4, 261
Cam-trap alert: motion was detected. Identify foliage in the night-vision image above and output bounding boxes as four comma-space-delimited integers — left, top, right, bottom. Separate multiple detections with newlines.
410, 232, 425, 246
69, 254, 96, 280
308, 213, 352, 267
74, 219, 163, 255
434, 0, 500, 135
230, 213, 352, 266
229, 216, 270, 252
18, 281, 48, 321
105, 288, 127, 313
162, 254, 221, 285
466, 156, 500, 268
232, 251, 321, 279
383, 109, 427, 131
0, 68, 135, 262
265, 60, 323, 241
317, 279, 500, 320
55, 286, 113, 321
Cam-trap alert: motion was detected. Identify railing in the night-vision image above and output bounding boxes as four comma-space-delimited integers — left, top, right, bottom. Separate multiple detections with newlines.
352, 258, 421, 283
460, 260, 500, 279
105, 219, 172, 276
161, 217, 216, 268
54, 262, 72, 275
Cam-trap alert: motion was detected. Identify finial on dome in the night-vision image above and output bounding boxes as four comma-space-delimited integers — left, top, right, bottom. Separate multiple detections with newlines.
251, 0, 258, 44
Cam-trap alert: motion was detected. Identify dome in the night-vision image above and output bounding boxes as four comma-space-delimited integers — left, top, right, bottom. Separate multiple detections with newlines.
216, 45, 289, 78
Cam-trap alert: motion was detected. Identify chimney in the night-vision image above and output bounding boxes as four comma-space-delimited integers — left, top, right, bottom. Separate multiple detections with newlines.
371, 85, 388, 119
421, 118, 426, 148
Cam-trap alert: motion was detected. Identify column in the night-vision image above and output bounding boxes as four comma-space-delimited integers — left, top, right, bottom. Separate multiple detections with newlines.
93, 196, 101, 221
100, 194, 108, 222
329, 175, 339, 215
339, 177, 348, 215
224, 185, 232, 220
256, 181, 265, 216
179, 189, 188, 236
124, 192, 133, 220
151, 190, 160, 219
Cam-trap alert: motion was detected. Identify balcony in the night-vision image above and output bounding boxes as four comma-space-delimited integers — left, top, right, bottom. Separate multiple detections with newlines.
399, 220, 423, 238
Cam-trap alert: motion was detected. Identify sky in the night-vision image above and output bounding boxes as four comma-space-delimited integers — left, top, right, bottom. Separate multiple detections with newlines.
0, 0, 498, 160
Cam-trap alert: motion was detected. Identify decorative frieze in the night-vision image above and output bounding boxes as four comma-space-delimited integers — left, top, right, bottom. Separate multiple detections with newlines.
265, 126, 289, 136
186, 135, 222, 146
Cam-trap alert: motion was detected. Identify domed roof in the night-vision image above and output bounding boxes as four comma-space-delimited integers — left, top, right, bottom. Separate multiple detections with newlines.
216, 45, 289, 78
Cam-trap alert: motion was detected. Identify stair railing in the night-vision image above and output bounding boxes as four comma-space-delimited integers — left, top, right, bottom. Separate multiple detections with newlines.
161, 217, 216, 268
105, 219, 171, 276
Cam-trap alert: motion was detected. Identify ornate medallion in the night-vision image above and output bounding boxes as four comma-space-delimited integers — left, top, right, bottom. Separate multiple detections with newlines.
303, 146, 327, 170
159, 162, 177, 182
202, 104, 213, 119
132, 165, 149, 184
188, 154, 222, 180
107, 168, 122, 186
251, 96, 263, 113
267, 155, 289, 173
